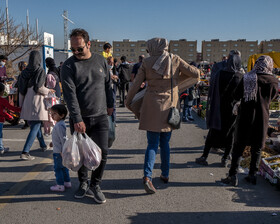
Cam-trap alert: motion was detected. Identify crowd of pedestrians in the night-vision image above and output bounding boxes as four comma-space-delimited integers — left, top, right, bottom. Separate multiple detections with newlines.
0, 27, 279, 204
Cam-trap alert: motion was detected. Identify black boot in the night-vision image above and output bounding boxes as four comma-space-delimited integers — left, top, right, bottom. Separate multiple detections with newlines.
221, 175, 238, 186
244, 174, 257, 185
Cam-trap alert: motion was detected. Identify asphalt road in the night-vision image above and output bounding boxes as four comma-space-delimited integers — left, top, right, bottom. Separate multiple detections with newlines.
0, 107, 280, 224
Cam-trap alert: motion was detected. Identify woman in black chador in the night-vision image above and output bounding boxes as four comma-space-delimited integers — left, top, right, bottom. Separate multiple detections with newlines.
222, 55, 278, 186
196, 50, 244, 167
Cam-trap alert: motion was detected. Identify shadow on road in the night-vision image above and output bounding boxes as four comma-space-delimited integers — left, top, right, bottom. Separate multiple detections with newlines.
128, 211, 280, 224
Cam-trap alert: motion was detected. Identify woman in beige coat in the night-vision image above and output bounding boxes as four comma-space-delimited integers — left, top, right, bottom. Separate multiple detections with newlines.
125, 38, 200, 194
18, 50, 54, 160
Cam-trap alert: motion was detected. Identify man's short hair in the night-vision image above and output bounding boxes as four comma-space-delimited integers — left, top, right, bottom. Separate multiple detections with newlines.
0, 55, 8, 61
103, 43, 112, 50
70, 28, 89, 43
120, 56, 126, 61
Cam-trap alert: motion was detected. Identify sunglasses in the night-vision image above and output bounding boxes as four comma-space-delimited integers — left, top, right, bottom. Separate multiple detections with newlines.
70, 45, 86, 53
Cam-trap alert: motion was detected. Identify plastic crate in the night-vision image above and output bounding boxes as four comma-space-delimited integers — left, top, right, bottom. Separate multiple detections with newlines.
259, 155, 280, 185
269, 101, 280, 110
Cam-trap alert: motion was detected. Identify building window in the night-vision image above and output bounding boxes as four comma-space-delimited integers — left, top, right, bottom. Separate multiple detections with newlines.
140, 44, 146, 47
99, 44, 103, 47
234, 44, 238, 47
130, 53, 135, 56
250, 49, 254, 52
206, 44, 211, 47
130, 49, 134, 52
116, 44, 120, 47
173, 43, 179, 47
189, 49, 193, 52
189, 44, 194, 47
206, 49, 211, 52
223, 44, 227, 47
268, 49, 273, 52
268, 44, 273, 47
173, 49, 178, 52
222, 49, 227, 52
188, 54, 193, 57
140, 49, 146, 52
131, 44, 136, 47
115, 48, 120, 52
115, 53, 120, 56
207, 54, 211, 57
98, 49, 102, 52
249, 44, 255, 47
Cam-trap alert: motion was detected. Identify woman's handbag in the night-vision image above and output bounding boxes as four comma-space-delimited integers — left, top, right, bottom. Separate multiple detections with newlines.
167, 55, 181, 129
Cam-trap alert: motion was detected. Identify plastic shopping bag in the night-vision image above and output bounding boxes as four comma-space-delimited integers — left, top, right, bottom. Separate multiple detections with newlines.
62, 132, 83, 171
108, 115, 115, 148
79, 133, 102, 171
44, 92, 60, 109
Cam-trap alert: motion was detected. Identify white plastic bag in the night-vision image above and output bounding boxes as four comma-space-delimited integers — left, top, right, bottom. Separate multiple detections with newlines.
44, 92, 60, 109
62, 132, 83, 171
79, 133, 102, 171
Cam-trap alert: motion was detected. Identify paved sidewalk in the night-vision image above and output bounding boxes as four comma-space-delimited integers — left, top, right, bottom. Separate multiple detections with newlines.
0, 107, 280, 224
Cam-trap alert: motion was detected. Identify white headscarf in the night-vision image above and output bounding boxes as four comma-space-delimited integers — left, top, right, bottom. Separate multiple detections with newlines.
243, 55, 274, 102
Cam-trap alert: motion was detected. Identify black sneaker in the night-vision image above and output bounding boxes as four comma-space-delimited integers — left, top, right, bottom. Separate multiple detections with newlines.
195, 156, 208, 166
221, 175, 238, 187
87, 185, 106, 204
74, 182, 89, 199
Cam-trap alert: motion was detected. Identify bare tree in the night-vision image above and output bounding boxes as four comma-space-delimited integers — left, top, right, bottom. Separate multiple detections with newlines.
0, 10, 43, 75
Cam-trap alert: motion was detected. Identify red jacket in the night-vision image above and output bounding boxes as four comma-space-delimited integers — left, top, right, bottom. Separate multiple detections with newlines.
0, 97, 21, 123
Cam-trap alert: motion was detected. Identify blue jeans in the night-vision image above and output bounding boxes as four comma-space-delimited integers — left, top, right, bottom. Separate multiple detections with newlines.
22, 121, 47, 153
53, 153, 70, 185
183, 98, 193, 119
0, 123, 3, 150
144, 131, 172, 179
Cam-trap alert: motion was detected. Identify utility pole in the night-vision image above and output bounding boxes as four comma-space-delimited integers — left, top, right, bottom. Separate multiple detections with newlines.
36, 18, 39, 42
26, 9, 29, 44
5, 0, 9, 46
62, 10, 74, 53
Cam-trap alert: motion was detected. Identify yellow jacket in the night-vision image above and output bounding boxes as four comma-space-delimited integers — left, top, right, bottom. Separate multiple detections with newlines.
102, 51, 112, 59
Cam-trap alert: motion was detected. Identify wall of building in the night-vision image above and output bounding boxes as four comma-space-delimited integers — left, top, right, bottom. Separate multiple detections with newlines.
169, 40, 197, 63
202, 39, 259, 65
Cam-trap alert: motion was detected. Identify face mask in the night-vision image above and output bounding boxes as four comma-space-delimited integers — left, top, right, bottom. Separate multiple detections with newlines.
0, 61, 5, 66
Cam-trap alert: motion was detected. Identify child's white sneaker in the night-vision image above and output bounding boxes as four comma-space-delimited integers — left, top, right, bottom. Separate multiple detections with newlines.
50, 185, 65, 192
64, 182, 72, 188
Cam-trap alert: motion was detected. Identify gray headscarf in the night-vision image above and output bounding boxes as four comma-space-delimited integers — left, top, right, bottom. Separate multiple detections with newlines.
146, 38, 171, 76
243, 55, 274, 102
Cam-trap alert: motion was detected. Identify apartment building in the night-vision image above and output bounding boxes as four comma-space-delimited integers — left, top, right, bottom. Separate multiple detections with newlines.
259, 39, 280, 53
90, 39, 107, 54
201, 39, 258, 65
169, 39, 197, 63
112, 39, 148, 62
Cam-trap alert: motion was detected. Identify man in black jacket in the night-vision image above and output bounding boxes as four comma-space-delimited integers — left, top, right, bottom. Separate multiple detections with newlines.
118, 56, 130, 107
61, 28, 114, 204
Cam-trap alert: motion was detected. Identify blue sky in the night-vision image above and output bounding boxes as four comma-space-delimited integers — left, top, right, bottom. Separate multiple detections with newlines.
1, 0, 280, 51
